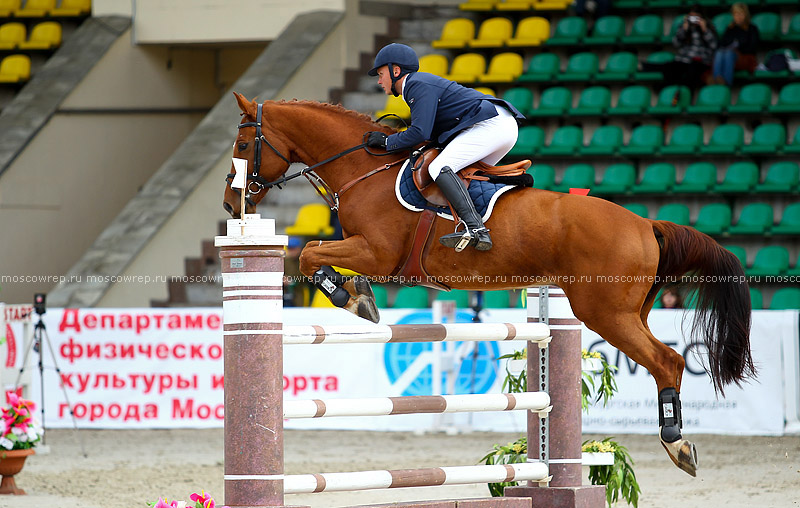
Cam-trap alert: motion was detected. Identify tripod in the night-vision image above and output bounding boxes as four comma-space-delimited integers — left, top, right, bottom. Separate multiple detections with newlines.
14, 312, 87, 457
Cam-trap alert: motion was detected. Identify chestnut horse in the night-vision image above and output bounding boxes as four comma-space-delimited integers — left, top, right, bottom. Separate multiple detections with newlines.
223, 93, 755, 477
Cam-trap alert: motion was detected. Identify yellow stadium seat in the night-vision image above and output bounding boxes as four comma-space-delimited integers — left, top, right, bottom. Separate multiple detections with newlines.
18, 21, 61, 50
311, 289, 336, 308
432, 18, 474, 49
418, 54, 449, 76
469, 17, 513, 48
478, 52, 523, 82
507, 17, 550, 47
285, 203, 335, 237
496, 0, 536, 10
443, 53, 485, 83
533, 0, 571, 10
50, 0, 91, 16
375, 94, 410, 120
15, 0, 55, 17
0, 23, 26, 50
459, 0, 495, 11
0, 0, 21, 17
0, 54, 31, 83
473, 87, 496, 97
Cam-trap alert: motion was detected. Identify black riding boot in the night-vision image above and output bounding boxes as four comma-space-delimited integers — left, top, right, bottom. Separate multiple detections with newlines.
435, 166, 492, 252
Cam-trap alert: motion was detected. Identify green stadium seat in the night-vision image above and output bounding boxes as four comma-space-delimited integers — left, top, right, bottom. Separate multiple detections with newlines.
582, 125, 623, 155
728, 203, 774, 235
615, 0, 647, 7
742, 123, 786, 155
687, 85, 730, 114
372, 284, 389, 308
509, 125, 545, 157
585, 15, 625, 45
754, 49, 796, 80
635, 51, 674, 80
714, 161, 758, 193
568, 86, 611, 116
529, 163, 555, 189
756, 162, 799, 194
729, 83, 772, 114
502, 87, 534, 116
749, 287, 763, 310
609, 85, 651, 115
469, 17, 514, 48
393, 286, 429, 308
624, 14, 663, 44
711, 13, 732, 35
634, 162, 675, 194
540, 125, 583, 156
482, 290, 511, 308
769, 288, 800, 310
529, 86, 571, 117
772, 202, 800, 235
620, 124, 663, 156
656, 203, 690, 225
673, 162, 717, 193
518, 52, 560, 83
507, 16, 551, 47
435, 289, 471, 308
724, 244, 748, 268
787, 127, 800, 154
751, 12, 780, 42
623, 203, 649, 218
746, 246, 789, 277
662, 16, 683, 44
649, 85, 691, 115
769, 83, 800, 113
596, 52, 638, 82
557, 52, 599, 82
546, 17, 587, 46
790, 253, 800, 277
662, 124, 704, 155
553, 163, 595, 192
701, 123, 744, 155
785, 13, 800, 42
432, 18, 475, 48
693, 203, 731, 235
592, 163, 636, 194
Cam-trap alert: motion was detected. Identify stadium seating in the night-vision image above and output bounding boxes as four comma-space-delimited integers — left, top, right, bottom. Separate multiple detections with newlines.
432, 18, 475, 48
0, 54, 31, 83
375, 95, 410, 120
285, 203, 334, 236
693, 203, 731, 235
0, 0, 21, 18
435, 289, 471, 308
14, 0, 55, 17
419, 54, 449, 76
769, 288, 800, 310
751, 12, 781, 41
729, 83, 772, 114
558, 52, 599, 81
787, 127, 800, 154
785, 13, 800, 42
661, 124, 704, 155
728, 203, 774, 235
518, 52, 560, 82
569, 86, 611, 116
540, 125, 583, 156
649, 85, 691, 115
622, 203, 649, 218
687, 85, 730, 114
552, 163, 595, 192
772, 203, 800, 234
585, 15, 625, 45
50, 0, 91, 16
634, 162, 675, 194
478, 52, 523, 82
624, 14, 663, 44
609, 85, 651, 115
528, 86, 571, 116
443, 53, 485, 82
656, 203, 690, 225
673, 162, 717, 193
592, 163, 636, 195
509, 125, 545, 156
529, 163, 555, 189
482, 290, 512, 308
0, 22, 25, 50
742, 123, 786, 155
749, 287, 764, 310
581, 125, 623, 155
702, 123, 744, 155
597, 52, 638, 82
714, 162, 759, 193
725, 245, 748, 268
620, 124, 663, 156
469, 17, 513, 47
755, 162, 799, 193
634, 51, 673, 80
746, 245, 789, 276
507, 16, 550, 46
393, 286, 429, 308
546, 17, 587, 46
502, 87, 534, 116
771, 83, 800, 113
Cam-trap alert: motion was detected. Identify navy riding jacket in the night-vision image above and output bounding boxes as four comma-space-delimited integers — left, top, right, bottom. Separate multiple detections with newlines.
385, 72, 525, 152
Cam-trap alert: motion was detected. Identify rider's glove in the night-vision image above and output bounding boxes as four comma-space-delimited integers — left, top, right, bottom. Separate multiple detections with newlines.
365, 131, 388, 149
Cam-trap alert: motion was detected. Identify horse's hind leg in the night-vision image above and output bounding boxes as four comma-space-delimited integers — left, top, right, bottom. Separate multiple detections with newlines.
581, 310, 698, 476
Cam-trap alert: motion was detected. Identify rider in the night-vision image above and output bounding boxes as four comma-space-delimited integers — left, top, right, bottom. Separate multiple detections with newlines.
364, 43, 525, 252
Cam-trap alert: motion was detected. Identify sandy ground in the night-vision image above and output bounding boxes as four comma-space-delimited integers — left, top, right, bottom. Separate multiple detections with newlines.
1, 429, 798, 508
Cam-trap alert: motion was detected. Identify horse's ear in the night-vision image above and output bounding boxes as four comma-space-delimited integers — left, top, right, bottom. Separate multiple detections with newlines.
233, 92, 255, 117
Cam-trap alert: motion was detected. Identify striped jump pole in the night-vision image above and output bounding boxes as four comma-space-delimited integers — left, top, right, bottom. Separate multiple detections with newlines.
506, 287, 605, 507
216, 214, 291, 508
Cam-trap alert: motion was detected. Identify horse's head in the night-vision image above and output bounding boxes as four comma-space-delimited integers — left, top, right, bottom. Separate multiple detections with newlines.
223, 93, 294, 218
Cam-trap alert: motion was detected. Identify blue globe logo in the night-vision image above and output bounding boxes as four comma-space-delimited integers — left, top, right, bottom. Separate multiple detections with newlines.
384, 311, 500, 396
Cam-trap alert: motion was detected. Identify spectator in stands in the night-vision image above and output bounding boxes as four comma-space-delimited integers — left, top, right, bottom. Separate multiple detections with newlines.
660, 288, 683, 309
574, 0, 612, 18
640, 5, 717, 90
363, 43, 525, 252
711, 2, 760, 86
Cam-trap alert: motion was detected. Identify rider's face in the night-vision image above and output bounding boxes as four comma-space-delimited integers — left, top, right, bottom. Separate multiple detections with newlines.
376, 65, 398, 95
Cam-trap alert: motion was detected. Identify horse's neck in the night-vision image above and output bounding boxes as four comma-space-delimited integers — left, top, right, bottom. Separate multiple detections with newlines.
271, 103, 388, 190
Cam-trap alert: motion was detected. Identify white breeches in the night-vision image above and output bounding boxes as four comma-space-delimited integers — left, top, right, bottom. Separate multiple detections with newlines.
428, 104, 519, 180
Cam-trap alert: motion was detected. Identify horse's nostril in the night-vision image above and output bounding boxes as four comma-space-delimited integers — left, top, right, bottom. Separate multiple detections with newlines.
223, 202, 233, 216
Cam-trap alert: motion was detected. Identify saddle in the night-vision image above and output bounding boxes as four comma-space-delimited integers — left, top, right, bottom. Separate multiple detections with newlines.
410, 148, 532, 207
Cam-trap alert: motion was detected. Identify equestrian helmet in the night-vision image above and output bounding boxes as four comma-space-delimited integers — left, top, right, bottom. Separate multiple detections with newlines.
368, 43, 419, 76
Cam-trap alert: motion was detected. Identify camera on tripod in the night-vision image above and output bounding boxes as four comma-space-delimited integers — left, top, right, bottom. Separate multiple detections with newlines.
34, 293, 46, 315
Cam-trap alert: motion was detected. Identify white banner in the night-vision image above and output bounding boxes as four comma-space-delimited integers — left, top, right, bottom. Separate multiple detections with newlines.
10, 306, 798, 435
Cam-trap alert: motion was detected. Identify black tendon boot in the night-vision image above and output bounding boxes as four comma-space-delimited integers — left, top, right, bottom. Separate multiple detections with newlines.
436, 167, 492, 252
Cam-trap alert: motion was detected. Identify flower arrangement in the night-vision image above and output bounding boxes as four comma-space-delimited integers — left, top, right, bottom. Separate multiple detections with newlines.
582, 438, 639, 508
1, 392, 43, 451
148, 491, 229, 508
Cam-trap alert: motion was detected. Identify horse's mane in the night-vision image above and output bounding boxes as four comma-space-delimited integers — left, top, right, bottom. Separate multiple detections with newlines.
271, 99, 396, 133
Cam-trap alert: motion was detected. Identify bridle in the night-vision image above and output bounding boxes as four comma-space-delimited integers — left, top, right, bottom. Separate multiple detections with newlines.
226, 102, 407, 210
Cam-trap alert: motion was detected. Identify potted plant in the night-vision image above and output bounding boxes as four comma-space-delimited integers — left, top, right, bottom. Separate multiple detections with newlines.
0, 392, 43, 495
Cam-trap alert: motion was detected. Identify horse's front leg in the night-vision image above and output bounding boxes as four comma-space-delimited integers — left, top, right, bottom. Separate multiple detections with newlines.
299, 236, 397, 323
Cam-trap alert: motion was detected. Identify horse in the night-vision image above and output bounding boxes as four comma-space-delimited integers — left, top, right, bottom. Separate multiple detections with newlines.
223, 93, 755, 478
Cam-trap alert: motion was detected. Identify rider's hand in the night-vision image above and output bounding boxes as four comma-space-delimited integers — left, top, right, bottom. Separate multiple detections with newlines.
365, 131, 388, 149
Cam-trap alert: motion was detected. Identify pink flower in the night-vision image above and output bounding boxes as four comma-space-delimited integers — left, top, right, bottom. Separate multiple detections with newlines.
153, 499, 172, 508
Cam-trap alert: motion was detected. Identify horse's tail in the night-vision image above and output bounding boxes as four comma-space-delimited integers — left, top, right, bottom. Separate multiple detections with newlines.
649, 220, 755, 395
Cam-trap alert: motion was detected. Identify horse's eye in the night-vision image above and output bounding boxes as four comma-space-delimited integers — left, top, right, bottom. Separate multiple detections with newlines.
238, 142, 248, 151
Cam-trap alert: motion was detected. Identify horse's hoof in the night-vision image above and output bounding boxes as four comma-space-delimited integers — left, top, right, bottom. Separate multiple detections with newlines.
356, 296, 380, 323
352, 275, 375, 300
660, 438, 698, 477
